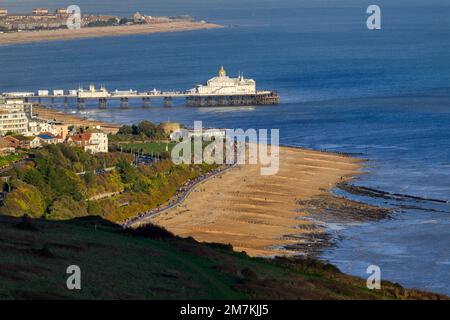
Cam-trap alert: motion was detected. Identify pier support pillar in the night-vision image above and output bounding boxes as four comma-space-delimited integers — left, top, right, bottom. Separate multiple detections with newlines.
77, 98, 86, 109
219, 96, 227, 106
142, 97, 151, 108
99, 98, 108, 109
186, 92, 280, 107
64, 97, 68, 107
164, 97, 173, 108
120, 97, 129, 109
51, 97, 55, 105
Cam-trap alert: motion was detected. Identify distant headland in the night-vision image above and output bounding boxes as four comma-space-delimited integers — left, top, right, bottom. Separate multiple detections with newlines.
0, 7, 222, 45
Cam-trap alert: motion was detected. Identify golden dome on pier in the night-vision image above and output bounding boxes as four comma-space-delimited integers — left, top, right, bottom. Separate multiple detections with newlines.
218, 65, 226, 77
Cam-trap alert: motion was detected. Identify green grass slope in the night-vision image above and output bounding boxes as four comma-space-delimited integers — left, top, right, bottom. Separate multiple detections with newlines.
0, 215, 446, 300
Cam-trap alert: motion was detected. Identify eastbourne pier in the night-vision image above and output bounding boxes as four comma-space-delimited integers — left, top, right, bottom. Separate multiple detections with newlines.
1, 67, 280, 109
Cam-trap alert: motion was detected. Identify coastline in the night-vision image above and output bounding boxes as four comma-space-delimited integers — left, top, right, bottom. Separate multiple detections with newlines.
33, 106, 120, 134
0, 21, 223, 46
141, 146, 389, 257
34, 105, 390, 257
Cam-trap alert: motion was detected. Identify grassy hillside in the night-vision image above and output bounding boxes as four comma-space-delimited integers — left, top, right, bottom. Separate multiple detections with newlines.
0, 214, 446, 300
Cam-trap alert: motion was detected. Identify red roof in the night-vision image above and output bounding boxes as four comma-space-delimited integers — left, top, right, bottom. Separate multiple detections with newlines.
70, 133, 92, 142
3, 136, 20, 143
69, 133, 92, 147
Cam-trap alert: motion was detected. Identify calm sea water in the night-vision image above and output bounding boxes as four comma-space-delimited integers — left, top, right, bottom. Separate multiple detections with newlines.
1, 0, 449, 294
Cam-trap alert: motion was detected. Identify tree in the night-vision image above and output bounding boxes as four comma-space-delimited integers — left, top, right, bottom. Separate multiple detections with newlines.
48, 168, 84, 202
116, 159, 138, 184
49, 196, 87, 220
84, 171, 96, 187
137, 120, 158, 137
0, 181, 45, 218
118, 125, 133, 135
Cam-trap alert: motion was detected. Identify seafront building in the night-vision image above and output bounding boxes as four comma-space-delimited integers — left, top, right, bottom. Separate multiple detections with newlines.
0, 137, 15, 155
0, 110, 28, 135
67, 131, 108, 153
186, 66, 280, 107
0, 100, 30, 135
0, 8, 192, 32
32, 8, 49, 15
77, 84, 110, 98
160, 122, 182, 136
170, 127, 226, 141
190, 66, 257, 95
0, 98, 33, 118
0, 8, 119, 31
37, 133, 60, 145
13, 135, 41, 149
0, 97, 108, 154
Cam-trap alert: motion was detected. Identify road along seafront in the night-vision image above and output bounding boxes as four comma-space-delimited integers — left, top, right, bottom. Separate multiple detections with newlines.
123, 163, 236, 228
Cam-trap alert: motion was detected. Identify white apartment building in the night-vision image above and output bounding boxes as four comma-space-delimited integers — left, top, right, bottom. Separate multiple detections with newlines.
68, 131, 108, 154
0, 110, 29, 135
0, 98, 33, 136
0, 98, 33, 118
27, 120, 69, 139
86, 132, 108, 153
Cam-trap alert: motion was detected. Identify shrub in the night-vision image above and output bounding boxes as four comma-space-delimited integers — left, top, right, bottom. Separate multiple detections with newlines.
0, 181, 45, 218
48, 196, 88, 220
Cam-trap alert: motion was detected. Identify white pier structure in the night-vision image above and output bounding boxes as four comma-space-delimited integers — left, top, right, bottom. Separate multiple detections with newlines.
1, 67, 280, 109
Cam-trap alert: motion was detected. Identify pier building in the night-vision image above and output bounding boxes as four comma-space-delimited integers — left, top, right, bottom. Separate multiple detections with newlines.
1, 67, 280, 108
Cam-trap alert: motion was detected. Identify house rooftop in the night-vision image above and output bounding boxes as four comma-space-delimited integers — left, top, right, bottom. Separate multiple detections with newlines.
38, 133, 56, 140
11, 135, 33, 141
70, 133, 91, 142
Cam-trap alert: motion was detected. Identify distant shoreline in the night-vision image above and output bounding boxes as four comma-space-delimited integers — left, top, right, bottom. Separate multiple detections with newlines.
33, 106, 121, 134
0, 21, 223, 46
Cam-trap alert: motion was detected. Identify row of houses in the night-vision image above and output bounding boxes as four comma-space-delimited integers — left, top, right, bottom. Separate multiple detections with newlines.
0, 130, 108, 155
0, 98, 108, 155
0, 8, 68, 16
0, 8, 119, 31
0, 98, 60, 136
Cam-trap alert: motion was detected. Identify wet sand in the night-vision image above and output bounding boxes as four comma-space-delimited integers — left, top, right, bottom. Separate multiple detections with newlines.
0, 21, 222, 46
146, 146, 370, 257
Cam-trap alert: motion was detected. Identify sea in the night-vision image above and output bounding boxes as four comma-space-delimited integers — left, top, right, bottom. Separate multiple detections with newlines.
0, 0, 449, 295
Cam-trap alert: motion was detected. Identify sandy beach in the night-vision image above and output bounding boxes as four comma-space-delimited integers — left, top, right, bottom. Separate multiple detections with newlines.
33, 106, 120, 134
0, 21, 222, 46
33, 105, 388, 257
138, 146, 382, 257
